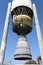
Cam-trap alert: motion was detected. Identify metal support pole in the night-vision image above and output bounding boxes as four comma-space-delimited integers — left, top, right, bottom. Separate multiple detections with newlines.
33, 3, 43, 63
0, 2, 12, 63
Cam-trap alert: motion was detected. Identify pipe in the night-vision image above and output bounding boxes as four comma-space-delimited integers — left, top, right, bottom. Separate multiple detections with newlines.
33, 3, 43, 63
0, 2, 12, 63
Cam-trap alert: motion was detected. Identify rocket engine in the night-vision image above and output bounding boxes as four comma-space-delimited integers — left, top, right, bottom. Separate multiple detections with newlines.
11, 0, 33, 60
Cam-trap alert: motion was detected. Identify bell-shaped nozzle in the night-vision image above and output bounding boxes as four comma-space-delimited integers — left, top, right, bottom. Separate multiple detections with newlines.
14, 35, 32, 60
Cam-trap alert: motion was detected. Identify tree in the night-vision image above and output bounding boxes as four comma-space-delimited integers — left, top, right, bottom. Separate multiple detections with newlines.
37, 56, 42, 64
24, 59, 37, 64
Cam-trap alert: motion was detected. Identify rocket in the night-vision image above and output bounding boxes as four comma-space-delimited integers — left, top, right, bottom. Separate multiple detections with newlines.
0, 0, 43, 64
11, 0, 33, 60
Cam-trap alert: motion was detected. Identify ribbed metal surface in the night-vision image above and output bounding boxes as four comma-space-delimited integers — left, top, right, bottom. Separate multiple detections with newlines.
14, 35, 32, 60
11, 6, 33, 18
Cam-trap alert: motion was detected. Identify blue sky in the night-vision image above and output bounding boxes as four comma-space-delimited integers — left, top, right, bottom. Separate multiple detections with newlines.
0, 0, 43, 64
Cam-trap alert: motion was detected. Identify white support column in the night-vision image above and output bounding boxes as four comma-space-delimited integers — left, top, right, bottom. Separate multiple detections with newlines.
0, 2, 12, 63
33, 3, 43, 63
